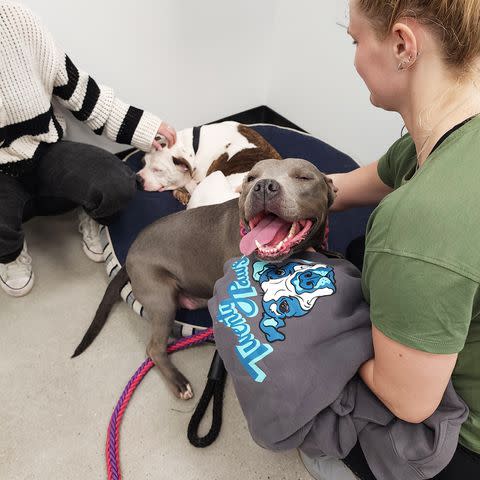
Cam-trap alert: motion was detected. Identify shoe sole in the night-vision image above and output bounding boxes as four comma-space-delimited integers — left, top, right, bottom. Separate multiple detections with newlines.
0, 272, 35, 297
82, 243, 105, 263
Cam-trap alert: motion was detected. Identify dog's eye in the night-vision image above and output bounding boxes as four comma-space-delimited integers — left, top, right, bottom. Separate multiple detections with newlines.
295, 175, 312, 181
279, 300, 289, 313
247, 175, 256, 182
173, 158, 181, 166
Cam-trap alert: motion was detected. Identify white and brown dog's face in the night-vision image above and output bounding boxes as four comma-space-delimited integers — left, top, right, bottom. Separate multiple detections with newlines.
137, 144, 194, 192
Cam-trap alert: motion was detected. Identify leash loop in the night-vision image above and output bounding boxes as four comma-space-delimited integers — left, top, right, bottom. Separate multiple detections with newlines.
187, 350, 227, 448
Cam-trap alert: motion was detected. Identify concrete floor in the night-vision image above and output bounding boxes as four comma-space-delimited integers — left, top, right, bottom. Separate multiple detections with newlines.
0, 211, 311, 480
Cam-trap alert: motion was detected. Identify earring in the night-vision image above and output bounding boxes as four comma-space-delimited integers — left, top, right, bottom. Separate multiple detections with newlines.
397, 55, 413, 71
398, 52, 419, 71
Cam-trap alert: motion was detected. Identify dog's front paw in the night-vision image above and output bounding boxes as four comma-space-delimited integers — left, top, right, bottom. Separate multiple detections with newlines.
171, 373, 194, 400
173, 188, 191, 205
179, 383, 194, 401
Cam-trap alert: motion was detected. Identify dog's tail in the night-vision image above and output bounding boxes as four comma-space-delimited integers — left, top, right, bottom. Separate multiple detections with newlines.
71, 265, 129, 358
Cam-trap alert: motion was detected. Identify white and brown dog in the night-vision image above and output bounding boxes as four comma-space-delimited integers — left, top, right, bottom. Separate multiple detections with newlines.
136, 121, 281, 205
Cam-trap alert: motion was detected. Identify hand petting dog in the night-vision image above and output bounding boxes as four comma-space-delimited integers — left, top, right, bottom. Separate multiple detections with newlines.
152, 121, 177, 150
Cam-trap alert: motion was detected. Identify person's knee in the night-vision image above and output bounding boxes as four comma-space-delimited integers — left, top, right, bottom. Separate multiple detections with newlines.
86, 162, 137, 219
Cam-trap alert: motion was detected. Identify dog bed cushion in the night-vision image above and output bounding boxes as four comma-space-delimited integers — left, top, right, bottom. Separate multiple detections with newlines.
101, 124, 374, 336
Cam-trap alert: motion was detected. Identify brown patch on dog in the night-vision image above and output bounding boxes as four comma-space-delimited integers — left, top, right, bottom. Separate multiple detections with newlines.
238, 125, 282, 160
206, 125, 282, 177
206, 153, 229, 176
173, 187, 191, 205
173, 156, 193, 176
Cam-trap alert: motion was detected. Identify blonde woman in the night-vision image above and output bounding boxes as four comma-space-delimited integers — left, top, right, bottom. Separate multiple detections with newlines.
301, 0, 480, 478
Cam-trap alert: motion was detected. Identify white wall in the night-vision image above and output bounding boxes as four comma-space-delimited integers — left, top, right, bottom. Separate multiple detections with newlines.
266, 0, 403, 165
19, 0, 402, 164
20, 0, 277, 152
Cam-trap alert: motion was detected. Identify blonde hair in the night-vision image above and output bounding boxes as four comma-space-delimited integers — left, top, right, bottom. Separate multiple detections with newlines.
356, 0, 480, 71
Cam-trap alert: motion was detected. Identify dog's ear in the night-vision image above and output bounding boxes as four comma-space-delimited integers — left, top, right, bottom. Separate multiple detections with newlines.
172, 156, 193, 175
324, 175, 338, 208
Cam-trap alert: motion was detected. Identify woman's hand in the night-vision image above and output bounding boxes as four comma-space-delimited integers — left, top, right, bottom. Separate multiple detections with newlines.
327, 161, 393, 212
152, 121, 177, 150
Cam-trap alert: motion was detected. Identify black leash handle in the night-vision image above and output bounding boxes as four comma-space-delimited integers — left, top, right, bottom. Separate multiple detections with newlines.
187, 350, 227, 448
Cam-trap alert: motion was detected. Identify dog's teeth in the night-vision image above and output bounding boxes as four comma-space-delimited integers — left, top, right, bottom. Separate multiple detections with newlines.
289, 222, 299, 238
255, 240, 263, 249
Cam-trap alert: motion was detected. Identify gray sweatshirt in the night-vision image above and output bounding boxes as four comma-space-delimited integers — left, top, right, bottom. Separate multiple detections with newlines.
208, 252, 468, 480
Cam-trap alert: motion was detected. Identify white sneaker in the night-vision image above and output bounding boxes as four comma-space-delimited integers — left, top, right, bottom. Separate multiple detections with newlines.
78, 210, 104, 263
298, 449, 359, 480
0, 242, 35, 297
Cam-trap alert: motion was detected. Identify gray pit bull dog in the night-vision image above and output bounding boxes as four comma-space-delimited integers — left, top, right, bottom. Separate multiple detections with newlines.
72, 158, 337, 399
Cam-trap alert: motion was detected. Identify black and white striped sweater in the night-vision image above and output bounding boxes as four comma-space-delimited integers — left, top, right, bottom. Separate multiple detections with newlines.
0, 3, 162, 176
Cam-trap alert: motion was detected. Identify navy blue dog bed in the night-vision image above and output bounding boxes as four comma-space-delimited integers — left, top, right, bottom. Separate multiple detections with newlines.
101, 124, 373, 336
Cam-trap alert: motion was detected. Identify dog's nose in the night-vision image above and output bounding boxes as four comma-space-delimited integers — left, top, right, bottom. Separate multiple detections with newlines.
253, 179, 280, 198
136, 174, 145, 189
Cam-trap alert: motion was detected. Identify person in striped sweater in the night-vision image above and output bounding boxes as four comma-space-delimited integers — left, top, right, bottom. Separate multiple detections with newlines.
0, 3, 177, 297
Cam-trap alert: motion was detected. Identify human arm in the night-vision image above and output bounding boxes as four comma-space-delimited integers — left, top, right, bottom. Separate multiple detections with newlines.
52, 52, 175, 152
328, 160, 393, 212
361, 253, 476, 423
359, 326, 457, 423
11, 3, 174, 152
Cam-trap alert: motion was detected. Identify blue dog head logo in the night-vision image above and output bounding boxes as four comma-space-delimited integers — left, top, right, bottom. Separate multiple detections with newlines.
252, 261, 336, 342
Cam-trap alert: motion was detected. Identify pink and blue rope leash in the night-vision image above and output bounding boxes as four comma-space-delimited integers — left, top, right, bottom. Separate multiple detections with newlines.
106, 328, 214, 480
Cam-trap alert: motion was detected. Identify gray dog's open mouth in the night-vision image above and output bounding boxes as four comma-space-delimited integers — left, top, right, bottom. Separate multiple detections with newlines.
240, 211, 315, 260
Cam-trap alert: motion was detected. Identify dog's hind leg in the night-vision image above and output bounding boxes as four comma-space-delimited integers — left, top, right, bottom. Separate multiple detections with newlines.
148, 309, 194, 400
129, 268, 194, 400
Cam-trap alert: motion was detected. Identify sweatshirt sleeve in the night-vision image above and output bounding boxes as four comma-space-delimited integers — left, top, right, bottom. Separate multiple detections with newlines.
52, 53, 161, 152
5, 2, 162, 152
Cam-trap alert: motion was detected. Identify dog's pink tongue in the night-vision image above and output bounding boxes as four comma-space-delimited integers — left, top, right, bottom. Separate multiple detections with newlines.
240, 215, 287, 255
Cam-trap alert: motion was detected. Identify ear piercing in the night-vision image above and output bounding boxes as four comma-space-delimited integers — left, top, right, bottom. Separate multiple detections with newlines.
398, 52, 419, 71
398, 55, 413, 71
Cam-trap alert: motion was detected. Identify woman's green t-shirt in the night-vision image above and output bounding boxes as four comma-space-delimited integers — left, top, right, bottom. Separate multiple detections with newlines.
362, 115, 480, 453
